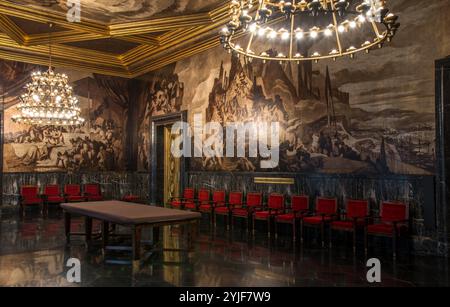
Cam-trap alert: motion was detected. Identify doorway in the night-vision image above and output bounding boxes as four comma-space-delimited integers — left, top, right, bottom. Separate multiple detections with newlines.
150, 111, 187, 206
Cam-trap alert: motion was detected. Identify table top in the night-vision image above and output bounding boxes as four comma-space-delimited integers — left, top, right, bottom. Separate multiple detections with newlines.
61, 201, 201, 225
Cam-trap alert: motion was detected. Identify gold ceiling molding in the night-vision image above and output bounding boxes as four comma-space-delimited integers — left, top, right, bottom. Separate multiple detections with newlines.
0, 0, 233, 78
25, 30, 105, 46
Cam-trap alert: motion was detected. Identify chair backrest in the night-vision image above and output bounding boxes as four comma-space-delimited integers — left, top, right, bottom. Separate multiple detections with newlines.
183, 188, 195, 200
44, 185, 60, 196
246, 192, 262, 208
84, 184, 100, 195
213, 190, 226, 203
268, 193, 284, 210
198, 189, 210, 202
316, 197, 337, 215
380, 202, 409, 222
291, 195, 309, 212
228, 192, 243, 206
346, 199, 369, 218
21, 186, 39, 198
65, 184, 81, 196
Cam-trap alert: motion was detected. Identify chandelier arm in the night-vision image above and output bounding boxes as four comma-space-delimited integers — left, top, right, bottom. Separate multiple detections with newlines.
330, 0, 343, 55
245, 0, 263, 53
370, 19, 382, 38
289, 0, 296, 59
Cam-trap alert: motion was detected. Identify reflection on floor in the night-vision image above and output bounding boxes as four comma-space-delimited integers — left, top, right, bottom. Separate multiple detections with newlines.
0, 208, 449, 287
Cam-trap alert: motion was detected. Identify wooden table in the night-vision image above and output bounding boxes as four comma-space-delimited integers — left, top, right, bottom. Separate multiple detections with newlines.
61, 201, 201, 261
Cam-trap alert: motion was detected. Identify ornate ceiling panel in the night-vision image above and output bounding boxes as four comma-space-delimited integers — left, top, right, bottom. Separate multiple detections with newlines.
0, 0, 230, 77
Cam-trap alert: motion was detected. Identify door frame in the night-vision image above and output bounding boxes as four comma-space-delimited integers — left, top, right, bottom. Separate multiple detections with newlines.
435, 57, 450, 240
150, 111, 188, 205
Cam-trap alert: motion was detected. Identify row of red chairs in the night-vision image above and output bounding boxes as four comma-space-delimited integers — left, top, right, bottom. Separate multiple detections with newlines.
169, 188, 409, 258
19, 184, 103, 216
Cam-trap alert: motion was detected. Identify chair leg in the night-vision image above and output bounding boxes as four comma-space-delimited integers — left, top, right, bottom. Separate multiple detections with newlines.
393, 235, 397, 260
275, 221, 278, 240
292, 221, 296, 243
364, 229, 368, 255
252, 217, 256, 236
267, 219, 271, 239
300, 220, 304, 244
321, 223, 325, 248
353, 229, 357, 254
329, 227, 333, 248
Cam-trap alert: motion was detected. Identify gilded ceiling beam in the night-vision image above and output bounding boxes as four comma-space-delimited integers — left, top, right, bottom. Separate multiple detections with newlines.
0, 14, 26, 45
0, 1, 108, 35
25, 30, 106, 46
108, 13, 214, 37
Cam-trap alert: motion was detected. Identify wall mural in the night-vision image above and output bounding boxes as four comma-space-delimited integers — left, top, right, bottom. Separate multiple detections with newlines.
1, 60, 127, 173
136, 0, 450, 175
137, 69, 184, 171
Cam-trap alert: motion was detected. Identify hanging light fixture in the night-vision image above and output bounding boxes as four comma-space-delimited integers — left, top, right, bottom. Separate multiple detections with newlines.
220, 0, 399, 63
12, 23, 85, 126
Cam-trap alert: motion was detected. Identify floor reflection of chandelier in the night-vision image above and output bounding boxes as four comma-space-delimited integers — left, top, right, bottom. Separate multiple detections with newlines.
12, 24, 85, 126
220, 0, 399, 63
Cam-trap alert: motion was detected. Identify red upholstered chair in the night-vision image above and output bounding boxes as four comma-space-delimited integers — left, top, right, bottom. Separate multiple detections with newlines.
199, 190, 226, 225
253, 193, 285, 238
186, 188, 210, 211
275, 195, 309, 242
214, 191, 243, 231
83, 184, 103, 201
122, 195, 141, 203
365, 201, 409, 259
169, 187, 195, 209
231, 192, 262, 233
64, 184, 85, 202
19, 186, 44, 216
43, 185, 65, 211
301, 197, 338, 247
330, 199, 369, 252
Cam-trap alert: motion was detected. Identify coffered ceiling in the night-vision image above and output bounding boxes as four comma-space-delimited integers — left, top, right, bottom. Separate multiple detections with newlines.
0, 0, 231, 78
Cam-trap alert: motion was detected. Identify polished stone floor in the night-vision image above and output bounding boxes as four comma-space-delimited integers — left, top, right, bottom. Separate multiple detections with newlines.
0, 207, 449, 287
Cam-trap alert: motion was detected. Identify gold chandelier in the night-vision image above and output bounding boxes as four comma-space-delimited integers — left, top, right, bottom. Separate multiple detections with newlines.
220, 0, 399, 63
12, 24, 85, 126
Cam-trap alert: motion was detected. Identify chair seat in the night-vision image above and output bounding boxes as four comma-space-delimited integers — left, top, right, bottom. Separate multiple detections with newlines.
46, 196, 65, 203
367, 223, 408, 235
87, 195, 103, 201
215, 206, 229, 214
171, 201, 183, 208
330, 220, 364, 230
66, 196, 85, 202
199, 204, 213, 212
232, 208, 249, 217
22, 197, 43, 205
123, 195, 140, 202
254, 211, 279, 219
303, 215, 333, 225
276, 213, 295, 222
184, 201, 197, 209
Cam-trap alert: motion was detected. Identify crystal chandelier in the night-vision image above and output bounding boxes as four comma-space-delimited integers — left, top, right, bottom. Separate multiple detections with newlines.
12, 24, 85, 126
220, 0, 399, 63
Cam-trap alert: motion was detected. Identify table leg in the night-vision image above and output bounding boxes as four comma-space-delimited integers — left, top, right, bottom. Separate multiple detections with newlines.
132, 225, 142, 261
153, 226, 160, 245
102, 221, 110, 248
64, 211, 71, 244
85, 217, 93, 244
